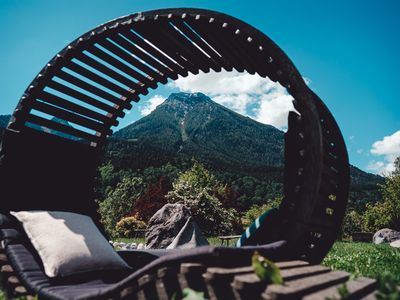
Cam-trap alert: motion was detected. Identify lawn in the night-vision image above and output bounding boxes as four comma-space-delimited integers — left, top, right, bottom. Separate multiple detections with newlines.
323, 241, 400, 284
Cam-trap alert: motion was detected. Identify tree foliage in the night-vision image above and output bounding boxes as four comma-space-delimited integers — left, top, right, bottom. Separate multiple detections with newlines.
166, 161, 240, 235
98, 176, 145, 237
115, 215, 147, 238
340, 209, 365, 238
363, 157, 400, 232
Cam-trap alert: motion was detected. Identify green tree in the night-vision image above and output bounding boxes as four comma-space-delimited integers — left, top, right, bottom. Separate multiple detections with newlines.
166, 161, 238, 235
340, 209, 364, 238
363, 157, 400, 232
95, 161, 134, 199
98, 176, 145, 237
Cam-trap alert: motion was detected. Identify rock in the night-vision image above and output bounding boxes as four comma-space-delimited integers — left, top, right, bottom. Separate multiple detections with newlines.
146, 203, 191, 249
390, 240, 400, 248
167, 217, 209, 249
137, 243, 145, 250
373, 228, 400, 244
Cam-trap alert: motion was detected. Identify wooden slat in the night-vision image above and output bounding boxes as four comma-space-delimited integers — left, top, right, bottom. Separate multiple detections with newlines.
303, 277, 377, 300
204, 266, 254, 300
102, 34, 172, 82
280, 265, 330, 281
31, 100, 110, 134
119, 29, 184, 78
86, 44, 161, 87
205, 266, 253, 280
65, 60, 141, 97
47, 80, 125, 116
188, 19, 245, 72
276, 260, 309, 270
1, 264, 14, 274
137, 274, 158, 300
172, 19, 231, 71
262, 271, 350, 300
232, 273, 268, 299
13, 285, 28, 297
155, 19, 218, 73
76, 52, 146, 92
26, 114, 101, 143
360, 292, 377, 300
36, 91, 116, 126
157, 266, 182, 300
56, 70, 132, 109
180, 263, 208, 297
7, 275, 19, 287
133, 22, 199, 75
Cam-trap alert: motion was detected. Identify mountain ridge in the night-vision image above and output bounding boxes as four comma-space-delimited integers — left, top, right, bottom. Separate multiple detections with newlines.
108, 92, 383, 209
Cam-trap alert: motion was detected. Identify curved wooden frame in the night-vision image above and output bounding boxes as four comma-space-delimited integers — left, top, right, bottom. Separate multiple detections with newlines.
0, 8, 349, 263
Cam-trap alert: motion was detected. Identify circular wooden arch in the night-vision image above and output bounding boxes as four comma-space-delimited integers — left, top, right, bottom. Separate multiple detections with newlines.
1, 8, 349, 262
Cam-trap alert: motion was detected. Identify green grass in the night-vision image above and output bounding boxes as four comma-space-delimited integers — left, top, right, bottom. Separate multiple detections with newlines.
114, 236, 226, 246
323, 241, 400, 284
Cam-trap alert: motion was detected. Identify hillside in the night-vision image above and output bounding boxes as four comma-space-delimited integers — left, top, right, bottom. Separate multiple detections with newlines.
106, 92, 383, 209
112, 92, 284, 178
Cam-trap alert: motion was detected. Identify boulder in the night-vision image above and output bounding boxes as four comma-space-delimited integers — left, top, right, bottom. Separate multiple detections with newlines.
167, 217, 209, 249
390, 240, 400, 248
373, 228, 400, 244
145, 203, 191, 249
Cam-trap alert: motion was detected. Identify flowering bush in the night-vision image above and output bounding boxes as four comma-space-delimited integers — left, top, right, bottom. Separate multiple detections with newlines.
115, 215, 147, 238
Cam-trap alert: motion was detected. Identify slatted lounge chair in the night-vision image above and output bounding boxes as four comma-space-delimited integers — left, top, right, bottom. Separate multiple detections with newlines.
0, 8, 349, 299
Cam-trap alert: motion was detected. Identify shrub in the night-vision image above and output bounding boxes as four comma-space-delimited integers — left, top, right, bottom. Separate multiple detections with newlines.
98, 176, 145, 237
166, 161, 239, 236
115, 215, 147, 238
340, 209, 364, 238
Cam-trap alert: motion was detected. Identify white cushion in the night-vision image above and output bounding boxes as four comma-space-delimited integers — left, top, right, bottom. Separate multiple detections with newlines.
11, 211, 129, 277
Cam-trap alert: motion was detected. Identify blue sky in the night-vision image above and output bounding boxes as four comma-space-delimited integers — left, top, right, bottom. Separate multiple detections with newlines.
0, 0, 399, 174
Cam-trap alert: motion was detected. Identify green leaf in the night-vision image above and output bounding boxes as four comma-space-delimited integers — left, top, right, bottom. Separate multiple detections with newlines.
181, 288, 205, 300
252, 251, 283, 284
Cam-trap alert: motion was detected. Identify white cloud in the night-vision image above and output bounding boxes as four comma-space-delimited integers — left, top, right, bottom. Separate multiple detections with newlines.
367, 160, 387, 174
368, 130, 400, 174
356, 149, 363, 154
139, 95, 165, 116
169, 70, 296, 129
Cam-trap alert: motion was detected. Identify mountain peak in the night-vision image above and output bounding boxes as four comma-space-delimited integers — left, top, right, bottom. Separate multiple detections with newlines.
164, 92, 211, 105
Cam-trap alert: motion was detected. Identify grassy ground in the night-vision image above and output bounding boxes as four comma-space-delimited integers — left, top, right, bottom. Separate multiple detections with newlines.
115, 236, 223, 246
323, 241, 400, 284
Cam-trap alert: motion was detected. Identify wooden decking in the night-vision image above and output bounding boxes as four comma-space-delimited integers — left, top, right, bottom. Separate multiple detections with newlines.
171, 260, 378, 300
0, 243, 380, 299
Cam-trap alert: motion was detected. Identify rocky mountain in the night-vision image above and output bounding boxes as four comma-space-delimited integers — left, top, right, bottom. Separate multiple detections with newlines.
107, 92, 383, 207
111, 92, 284, 179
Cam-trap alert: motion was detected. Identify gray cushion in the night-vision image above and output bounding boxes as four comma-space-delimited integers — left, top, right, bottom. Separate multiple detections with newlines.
11, 211, 129, 277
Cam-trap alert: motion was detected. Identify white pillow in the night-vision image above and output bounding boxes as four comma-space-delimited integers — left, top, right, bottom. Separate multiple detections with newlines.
11, 211, 129, 278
